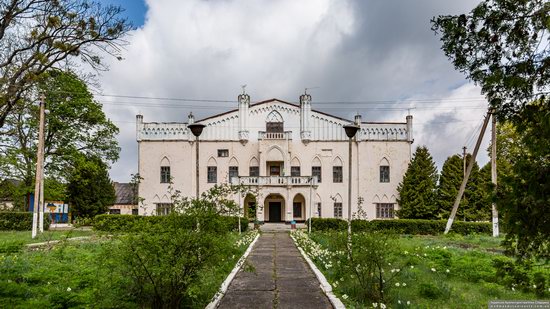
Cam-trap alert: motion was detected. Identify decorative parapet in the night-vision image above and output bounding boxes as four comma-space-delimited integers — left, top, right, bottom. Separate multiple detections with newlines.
358, 123, 409, 141
137, 122, 189, 141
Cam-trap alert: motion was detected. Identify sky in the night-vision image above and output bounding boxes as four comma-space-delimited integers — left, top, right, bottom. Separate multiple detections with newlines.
95, 0, 492, 182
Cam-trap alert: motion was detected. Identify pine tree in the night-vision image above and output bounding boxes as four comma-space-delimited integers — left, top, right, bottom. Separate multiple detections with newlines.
397, 146, 439, 219
436, 154, 492, 221
436, 154, 463, 219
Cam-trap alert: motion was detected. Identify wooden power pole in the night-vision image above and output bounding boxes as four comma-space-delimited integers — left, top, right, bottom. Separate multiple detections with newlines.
491, 111, 499, 237
445, 111, 491, 234
32, 95, 46, 238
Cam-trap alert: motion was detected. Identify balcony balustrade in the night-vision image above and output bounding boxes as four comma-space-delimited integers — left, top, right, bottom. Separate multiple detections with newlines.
258, 131, 292, 140
230, 176, 317, 186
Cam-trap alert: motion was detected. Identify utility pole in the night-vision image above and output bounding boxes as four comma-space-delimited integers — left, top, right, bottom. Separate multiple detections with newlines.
491, 111, 499, 237
32, 95, 46, 238
462, 146, 467, 177
445, 111, 491, 234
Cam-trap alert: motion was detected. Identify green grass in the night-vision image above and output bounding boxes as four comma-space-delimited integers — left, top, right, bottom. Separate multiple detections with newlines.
0, 229, 95, 245
0, 230, 256, 308
295, 231, 548, 309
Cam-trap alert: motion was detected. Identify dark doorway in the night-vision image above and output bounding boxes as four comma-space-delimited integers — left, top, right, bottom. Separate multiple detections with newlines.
269, 202, 282, 222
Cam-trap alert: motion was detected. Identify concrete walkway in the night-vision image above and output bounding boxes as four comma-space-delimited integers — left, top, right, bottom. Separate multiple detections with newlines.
218, 232, 332, 309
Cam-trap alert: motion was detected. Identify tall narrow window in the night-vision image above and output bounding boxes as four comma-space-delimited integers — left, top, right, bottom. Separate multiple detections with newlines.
291, 166, 301, 177
207, 166, 217, 183
376, 203, 394, 218
229, 166, 239, 182
249, 166, 259, 177
317, 203, 322, 217
312, 166, 322, 183
380, 166, 390, 183
333, 166, 343, 183
333, 202, 342, 218
160, 166, 170, 183
293, 202, 302, 218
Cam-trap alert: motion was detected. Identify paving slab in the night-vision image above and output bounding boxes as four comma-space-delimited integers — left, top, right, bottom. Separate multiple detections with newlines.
218, 232, 332, 309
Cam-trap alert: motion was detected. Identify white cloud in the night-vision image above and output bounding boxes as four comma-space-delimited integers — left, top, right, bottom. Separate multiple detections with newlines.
97, 0, 488, 181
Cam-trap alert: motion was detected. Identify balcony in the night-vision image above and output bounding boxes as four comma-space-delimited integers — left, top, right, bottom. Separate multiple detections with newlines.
258, 131, 292, 140
231, 176, 317, 186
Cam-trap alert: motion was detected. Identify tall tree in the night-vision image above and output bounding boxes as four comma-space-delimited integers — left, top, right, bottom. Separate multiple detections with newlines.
397, 146, 439, 219
432, 0, 549, 259
0, 0, 132, 129
67, 155, 115, 219
0, 70, 119, 208
436, 154, 463, 219
495, 110, 549, 259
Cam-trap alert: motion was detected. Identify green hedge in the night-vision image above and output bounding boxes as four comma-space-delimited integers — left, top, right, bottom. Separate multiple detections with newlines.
307, 218, 493, 235
93, 214, 248, 233
0, 212, 51, 231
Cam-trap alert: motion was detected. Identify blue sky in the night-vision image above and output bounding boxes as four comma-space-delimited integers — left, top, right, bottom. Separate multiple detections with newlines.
101, 0, 147, 27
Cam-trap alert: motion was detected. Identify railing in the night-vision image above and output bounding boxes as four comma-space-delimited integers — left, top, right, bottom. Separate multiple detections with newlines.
231, 176, 318, 186
258, 131, 292, 140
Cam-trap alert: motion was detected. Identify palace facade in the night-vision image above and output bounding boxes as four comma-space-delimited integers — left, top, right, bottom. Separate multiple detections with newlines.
136, 92, 413, 222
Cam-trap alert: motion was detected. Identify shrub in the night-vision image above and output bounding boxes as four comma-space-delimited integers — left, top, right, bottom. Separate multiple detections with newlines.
0, 212, 51, 231
309, 218, 493, 235
307, 218, 347, 231
93, 214, 248, 233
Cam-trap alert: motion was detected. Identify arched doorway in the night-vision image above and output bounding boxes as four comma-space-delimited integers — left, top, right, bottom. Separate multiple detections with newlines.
292, 193, 306, 222
243, 194, 257, 219
264, 193, 285, 223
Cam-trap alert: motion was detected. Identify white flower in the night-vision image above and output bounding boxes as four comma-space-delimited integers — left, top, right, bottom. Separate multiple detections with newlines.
67, 287, 71, 292
340, 277, 344, 282
407, 301, 411, 305
512, 287, 515, 291
381, 304, 387, 309
398, 300, 402, 304
533, 285, 537, 288
372, 303, 378, 308
395, 282, 400, 287
410, 265, 414, 269
396, 268, 400, 272
446, 269, 450, 273
402, 282, 407, 286
342, 294, 348, 300
431, 268, 436, 272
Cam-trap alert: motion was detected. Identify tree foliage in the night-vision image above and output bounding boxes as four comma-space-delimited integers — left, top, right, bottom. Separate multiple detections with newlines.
67, 155, 115, 219
0, 0, 132, 129
431, 0, 549, 120
397, 146, 439, 219
496, 105, 549, 260
0, 70, 119, 209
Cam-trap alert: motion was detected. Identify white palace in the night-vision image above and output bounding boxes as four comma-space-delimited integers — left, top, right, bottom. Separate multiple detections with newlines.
136, 92, 413, 222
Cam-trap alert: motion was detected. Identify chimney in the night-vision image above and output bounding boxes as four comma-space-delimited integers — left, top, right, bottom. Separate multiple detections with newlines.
136, 114, 143, 141
354, 114, 362, 125
406, 114, 413, 143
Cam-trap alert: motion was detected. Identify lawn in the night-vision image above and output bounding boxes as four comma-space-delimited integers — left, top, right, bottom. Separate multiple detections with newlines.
0, 229, 258, 308
0, 229, 96, 245
292, 230, 549, 309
